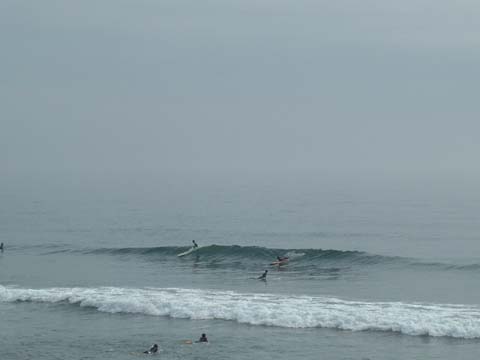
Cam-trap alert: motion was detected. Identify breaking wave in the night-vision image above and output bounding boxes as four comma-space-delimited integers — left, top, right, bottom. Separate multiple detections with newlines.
1, 285, 480, 339
85, 245, 392, 264
79, 245, 480, 272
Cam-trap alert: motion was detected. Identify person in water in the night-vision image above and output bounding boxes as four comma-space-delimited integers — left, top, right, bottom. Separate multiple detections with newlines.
143, 344, 158, 354
258, 270, 268, 280
0, 242, 3, 252
192, 240, 198, 248
196, 333, 208, 343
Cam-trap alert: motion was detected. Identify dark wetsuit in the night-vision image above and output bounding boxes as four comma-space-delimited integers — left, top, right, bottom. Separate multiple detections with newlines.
144, 344, 158, 354
197, 334, 208, 343
258, 270, 268, 280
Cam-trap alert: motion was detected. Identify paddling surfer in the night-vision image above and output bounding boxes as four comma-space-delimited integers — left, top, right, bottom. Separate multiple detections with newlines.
143, 344, 158, 354
196, 333, 208, 343
258, 270, 268, 280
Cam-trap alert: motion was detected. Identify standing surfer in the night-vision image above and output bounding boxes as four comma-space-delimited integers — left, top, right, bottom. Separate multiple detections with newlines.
177, 241, 200, 257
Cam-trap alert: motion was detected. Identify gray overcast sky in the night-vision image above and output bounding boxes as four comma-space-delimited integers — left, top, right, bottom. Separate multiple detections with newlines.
2, 0, 480, 189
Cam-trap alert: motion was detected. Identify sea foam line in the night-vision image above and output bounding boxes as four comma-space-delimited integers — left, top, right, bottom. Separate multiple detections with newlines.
1, 285, 480, 339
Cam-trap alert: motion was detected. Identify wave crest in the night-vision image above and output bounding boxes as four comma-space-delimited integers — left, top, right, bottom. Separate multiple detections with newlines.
1, 285, 479, 339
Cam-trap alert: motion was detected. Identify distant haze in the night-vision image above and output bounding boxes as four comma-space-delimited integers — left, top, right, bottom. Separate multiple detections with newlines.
2, 0, 480, 193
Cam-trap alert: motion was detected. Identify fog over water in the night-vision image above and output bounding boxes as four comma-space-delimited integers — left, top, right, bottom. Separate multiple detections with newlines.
2, 0, 480, 192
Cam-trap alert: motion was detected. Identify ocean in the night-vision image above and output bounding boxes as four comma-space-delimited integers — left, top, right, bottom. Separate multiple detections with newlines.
1, 182, 479, 359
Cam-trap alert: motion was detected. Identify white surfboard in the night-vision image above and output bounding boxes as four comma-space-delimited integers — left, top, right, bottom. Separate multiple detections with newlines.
177, 247, 199, 257
270, 259, 289, 266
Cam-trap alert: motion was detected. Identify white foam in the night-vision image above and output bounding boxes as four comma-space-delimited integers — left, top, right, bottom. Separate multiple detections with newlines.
1, 285, 480, 338
284, 251, 305, 259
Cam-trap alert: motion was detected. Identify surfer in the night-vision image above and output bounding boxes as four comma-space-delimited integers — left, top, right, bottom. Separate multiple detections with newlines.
270, 256, 288, 266
196, 333, 208, 343
143, 344, 158, 354
177, 241, 200, 257
0, 242, 3, 252
258, 270, 268, 280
